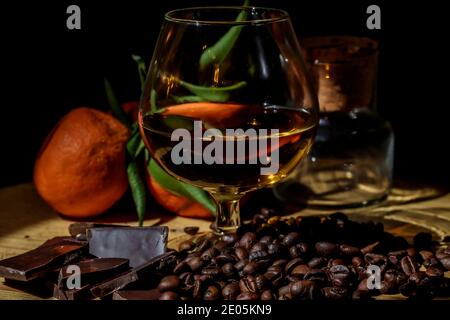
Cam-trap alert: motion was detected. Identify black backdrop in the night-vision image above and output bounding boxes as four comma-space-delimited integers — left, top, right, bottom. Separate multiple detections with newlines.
1, 0, 449, 188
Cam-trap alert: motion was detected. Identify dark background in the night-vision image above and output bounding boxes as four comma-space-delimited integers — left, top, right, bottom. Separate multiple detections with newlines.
1, 0, 448, 188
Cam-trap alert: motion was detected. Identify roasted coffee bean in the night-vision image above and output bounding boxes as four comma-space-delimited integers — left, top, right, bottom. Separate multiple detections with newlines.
278, 284, 291, 297
440, 256, 450, 270
222, 233, 239, 244
365, 253, 387, 272
249, 250, 269, 262
159, 291, 179, 300
192, 279, 203, 299
308, 257, 327, 268
255, 274, 268, 291
384, 269, 407, 290
261, 290, 273, 300
253, 214, 266, 225
290, 280, 319, 300
352, 256, 365, 267
329, 265, 351, 287
304, 269, 327, 282
272, 259, 288, 268
401, 256, 417, 276
173, 261, 189, 274
361, 241, 380, 254
201, 266, 221, 277
282, 232, 300, 247
239, 275, 258, 293
407, 247, 417, 257
340, 244, 360, 257
158, 275, 180, 292
315, 241, 337, 257
267, 242, 283, 256
426, 267, 444, 278
239, 232, 257, 250
179, 272, 194, 287
286, 275, 301, 283
388, 250, 407, 265
196, 239, 211, 252
222, 282, 240, 300
201, 247, 219, 261
291, 264, 311, 277
179, 240, 195, 252
259, 235, 273, 245
234, 259, 248, 271
221, 263, 235, 277
423, 257, 440, 268
243, 261, 262, 275
215, 253, 235, 265
250, 242, 267, 253
328, 259, 345, 267
322, 287, 349, 300
285, 258, 304, 274
435, 247, 450, 260
234, 247, 249, 261
184, 226, 199, 236
203, 285, 220, 300
261, 207, 275, 218
419, 250, 434, 261
236, 292, 259, 300
187, 256, 204, 272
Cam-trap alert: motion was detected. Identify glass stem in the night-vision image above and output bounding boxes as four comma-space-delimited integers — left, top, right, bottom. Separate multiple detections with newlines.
211, 194, 242, 235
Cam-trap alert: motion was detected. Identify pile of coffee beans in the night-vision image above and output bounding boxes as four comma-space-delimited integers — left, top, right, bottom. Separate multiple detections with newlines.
157, 211, 450, 300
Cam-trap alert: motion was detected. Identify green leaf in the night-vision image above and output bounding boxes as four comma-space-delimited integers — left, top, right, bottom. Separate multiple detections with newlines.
131, 55, 147, 90
126, 128, 141, 158
199, 0, 249, 70
179, 80, 247, 102
127, 160, 147, 226
148, 158, 216, 214
134, 139, 145, 158
172, 95, 205, 103
104, 78, 131, 128
150, 89, 166, 114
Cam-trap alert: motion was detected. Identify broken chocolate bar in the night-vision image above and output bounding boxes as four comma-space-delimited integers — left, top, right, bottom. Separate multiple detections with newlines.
90, 251, 177, 298
88, 226, 168, 267
0, 237, 87, 281
51, 258, 129, 300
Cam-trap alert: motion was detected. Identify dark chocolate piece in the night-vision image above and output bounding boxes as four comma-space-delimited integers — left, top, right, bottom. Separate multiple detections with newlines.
68, 222, 128, 238
88, 226, 168, 267
53, 284, 93, 300
0, 237, 87, 281
90, 251, 177, 298
112, 289, 160, 300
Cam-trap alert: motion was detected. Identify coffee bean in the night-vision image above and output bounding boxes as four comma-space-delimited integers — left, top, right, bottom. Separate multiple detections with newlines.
259, 235, 273, 245
196, 239, 211, 252
304, 269, 327, 282
340, 244, 360, 257
365, 253, 387, 272
158, 275, 180, 292
401, 256, 417, 276
290, 280, 319, 300
221, 263, 235, 277
426, 267, 444, 278
243, 261, 261, 275
239, 232, 257, 250
234, 247, 249, 261
215, 253, 236, 265
192, 279, 203, 299
261, 207, 275, 218
328, 259, 345, 267
201, 265, 221, 277
440, 256, 450, 270
361, 241, 380, 254
239, 275, 258, 293
315, 242, 337, 257
272, 259, 288, 268
201, 247, 219, 261
249, 249, 269, 262
203, 285, 220, 300
159, 291, 179, 300
179, 240, 195, 252
173, 261, 189, 274
222, 233, 238, 244
222, 282, 240, 300
187, 256, 204, 272
250, 242, 267, 253
278, 284, 291, 297
261, 290, 273, 300
308, 257, 327, 269
322, 287, 349, 300
329, 265, 351, 287
291, 264, 311, 277
267, 242, 283, 256
234, 259, 248, 271
352, 256, 365, 267
282, 232, 300, 247
285, 258, 304, 274
183, 226, 199, 236
236, 292, 259, 300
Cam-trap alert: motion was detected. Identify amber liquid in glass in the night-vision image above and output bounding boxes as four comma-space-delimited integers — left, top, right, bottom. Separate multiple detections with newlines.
140, 104, 316, 193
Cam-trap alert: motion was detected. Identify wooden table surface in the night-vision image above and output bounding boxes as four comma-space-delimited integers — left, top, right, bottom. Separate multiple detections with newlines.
1, 183, 449, 300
